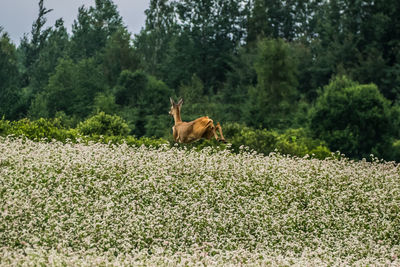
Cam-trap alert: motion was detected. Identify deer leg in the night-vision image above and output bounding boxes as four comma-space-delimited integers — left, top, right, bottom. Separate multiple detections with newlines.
209, 124, 222, 142
216, 122, 226, 143
202, 125, 216, 140
172, 126, 181, 142
205, 121, 220, 141
172, 127, 177, 142
212, 125, 219, 141
204, 122, 225, 142
200, 120, 215, 140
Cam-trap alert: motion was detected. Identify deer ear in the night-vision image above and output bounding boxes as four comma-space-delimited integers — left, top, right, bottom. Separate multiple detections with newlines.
178, 98, 184, 106
170, 97, 175, 106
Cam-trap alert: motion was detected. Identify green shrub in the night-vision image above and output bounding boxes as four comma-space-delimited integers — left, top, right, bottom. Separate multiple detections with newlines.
387, 140, 400, 162
276, 128, 332, 159
1, 116, 330, 158
0, 117, 76, 142
222, 123, 277, 154
221, 122, 331, 158
0, 117, 11, 135
1, 116, 168, 148
310, 76, 393, 159
77, 112, 130, 136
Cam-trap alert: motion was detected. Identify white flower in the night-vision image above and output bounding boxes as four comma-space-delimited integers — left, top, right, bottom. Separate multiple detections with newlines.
0, 136, 399, 265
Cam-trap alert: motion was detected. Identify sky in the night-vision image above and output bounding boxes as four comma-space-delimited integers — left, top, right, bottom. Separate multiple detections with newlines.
0, 0, 151, 45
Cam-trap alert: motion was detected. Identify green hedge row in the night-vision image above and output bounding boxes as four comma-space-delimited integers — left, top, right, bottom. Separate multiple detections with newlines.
0, 114, 333, 159
0, 115, 167, 148
195, 123, 333, 159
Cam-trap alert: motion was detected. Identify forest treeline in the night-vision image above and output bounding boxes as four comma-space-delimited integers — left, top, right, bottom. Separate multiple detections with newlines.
1, 0, 400, 160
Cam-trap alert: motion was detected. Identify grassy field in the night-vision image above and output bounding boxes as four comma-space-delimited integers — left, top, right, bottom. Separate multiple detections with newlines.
0, 137, 399, 266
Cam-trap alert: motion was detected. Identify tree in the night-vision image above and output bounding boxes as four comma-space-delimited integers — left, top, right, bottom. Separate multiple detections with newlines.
0, 29, 21, 119
70, 0, 124, 60
247, 0, 322, 43
16, 0, 54, 116
36, 58, 107, 119
167, 0, 247, 91
114, 70, 149, 107
100, 28, 139, 87
220, 45, 258, 123
247, 0, 292, 41
29, 19, 70, 94
134, 0, 177, 77
18, 0, 53, 89
137, 0, 247, 92
308, 0, 400, 101
247, 38, 298, 129
310, 76, 394, 159
113, 70, 173, 137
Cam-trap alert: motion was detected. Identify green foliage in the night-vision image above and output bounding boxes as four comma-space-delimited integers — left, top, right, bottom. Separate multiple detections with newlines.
310, 76, 394, 159
247, 0, 314, 42
0, 30, 21, 120
133, 0, 177, 78
54, 111, 79, 129
70, 0, 124, 60
275, 128, 332, 159
0, 116, 168, 148
144, 115, 171, 138
0, 117, 11, 135
114, 70, 148, 106
247, 38, 299, 129
114, 70, 173, 137
28, 92, 49, 119
1, 116, 332, 159
223, 122, 277, 154
389, 140, 400, 162
0, 117, 76, 142
101, 28, 139, 86
222, 123, 331, 159
41, 58, 107, 119
29, 19, 70, 95
17, 0, 53, 91
92, 92, 118, 115
2, 0, 400, 161
177, 75, 215, 121
77, 112, 130, 136
141, 0, 247, 90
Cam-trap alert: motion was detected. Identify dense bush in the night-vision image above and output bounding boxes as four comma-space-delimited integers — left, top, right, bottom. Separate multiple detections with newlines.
276, 128, 332, 159
0, 116, 168, 148
388, 140, 400, 162
77, 112, 130, 136
0, 117, 77, 142
1, 116, 333, 158
222, 122, 332, 159
310, 76, 394, 159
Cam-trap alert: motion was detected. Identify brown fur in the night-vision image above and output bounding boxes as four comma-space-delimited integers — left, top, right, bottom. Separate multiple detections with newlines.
169, 98, 226, 144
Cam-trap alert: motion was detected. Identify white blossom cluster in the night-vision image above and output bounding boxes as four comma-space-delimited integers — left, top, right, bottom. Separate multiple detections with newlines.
0, 137, 399, 266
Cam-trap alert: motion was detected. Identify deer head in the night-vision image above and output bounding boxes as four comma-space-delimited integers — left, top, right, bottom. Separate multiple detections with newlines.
169, 97, 183, 122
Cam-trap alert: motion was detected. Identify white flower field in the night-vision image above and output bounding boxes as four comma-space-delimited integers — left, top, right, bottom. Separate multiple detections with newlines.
1, 137, 400, 266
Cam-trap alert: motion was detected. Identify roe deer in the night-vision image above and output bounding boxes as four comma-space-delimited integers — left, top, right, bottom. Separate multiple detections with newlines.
169, 97, 226, 143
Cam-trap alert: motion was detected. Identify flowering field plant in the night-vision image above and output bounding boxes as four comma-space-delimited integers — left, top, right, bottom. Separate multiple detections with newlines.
0, 137, 399, 266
